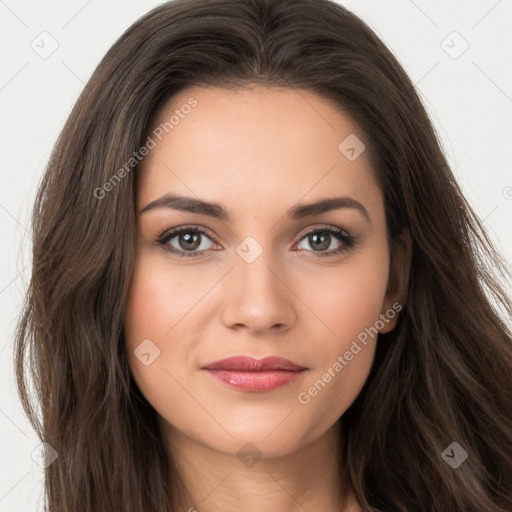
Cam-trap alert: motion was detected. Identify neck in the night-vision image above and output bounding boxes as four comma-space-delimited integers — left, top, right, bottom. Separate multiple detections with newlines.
160, 418, 361, 512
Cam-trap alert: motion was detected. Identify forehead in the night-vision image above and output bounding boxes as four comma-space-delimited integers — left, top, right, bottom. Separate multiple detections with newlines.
136, 86, 383, 221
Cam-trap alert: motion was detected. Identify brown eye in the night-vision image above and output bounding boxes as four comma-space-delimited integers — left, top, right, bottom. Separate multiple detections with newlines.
306, 232, 332, 251
295, 226, 356, 258
177, 231, 202, 251
157, 226, 217, 257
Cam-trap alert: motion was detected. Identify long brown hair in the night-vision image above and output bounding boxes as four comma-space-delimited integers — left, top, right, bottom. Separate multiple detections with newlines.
15, 0, 512, 510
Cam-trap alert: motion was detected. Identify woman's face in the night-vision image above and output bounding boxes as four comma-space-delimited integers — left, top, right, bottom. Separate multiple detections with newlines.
124, 85, 406, 459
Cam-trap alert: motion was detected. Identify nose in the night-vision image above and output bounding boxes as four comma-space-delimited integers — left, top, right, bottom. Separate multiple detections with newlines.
220, 249, 298, 334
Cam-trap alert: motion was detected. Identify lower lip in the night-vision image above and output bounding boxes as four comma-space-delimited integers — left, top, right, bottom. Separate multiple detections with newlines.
203, 369, 306, 392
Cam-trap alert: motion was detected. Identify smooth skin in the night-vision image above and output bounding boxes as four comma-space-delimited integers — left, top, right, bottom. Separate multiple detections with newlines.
124, 85, 411, 512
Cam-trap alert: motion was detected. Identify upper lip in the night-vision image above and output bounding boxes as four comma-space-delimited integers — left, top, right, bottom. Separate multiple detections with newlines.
202, 356, 307, 371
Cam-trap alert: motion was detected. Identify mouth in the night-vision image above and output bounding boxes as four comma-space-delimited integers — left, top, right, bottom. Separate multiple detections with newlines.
201, 355, 308, 392
202, 355, 307, 371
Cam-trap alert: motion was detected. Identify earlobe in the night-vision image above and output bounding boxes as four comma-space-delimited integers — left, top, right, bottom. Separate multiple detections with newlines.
379, 228, 412, 333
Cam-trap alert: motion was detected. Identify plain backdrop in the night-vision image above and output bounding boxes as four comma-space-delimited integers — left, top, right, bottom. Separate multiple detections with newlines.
1, 0, 511, 510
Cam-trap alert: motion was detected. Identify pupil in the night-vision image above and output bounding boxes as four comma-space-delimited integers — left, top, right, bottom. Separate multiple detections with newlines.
177, 231, 333, 252
310, 232, 330, 251
180, 232, 200, 250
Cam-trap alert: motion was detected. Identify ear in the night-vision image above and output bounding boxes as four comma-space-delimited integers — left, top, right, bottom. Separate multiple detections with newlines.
379, 228, 412, 333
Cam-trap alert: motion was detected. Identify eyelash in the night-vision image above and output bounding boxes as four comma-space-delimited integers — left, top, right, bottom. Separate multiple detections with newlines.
155, 224, 356, 259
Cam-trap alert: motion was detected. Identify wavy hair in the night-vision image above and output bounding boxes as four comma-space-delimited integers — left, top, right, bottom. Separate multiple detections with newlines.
14, 0, 512, 510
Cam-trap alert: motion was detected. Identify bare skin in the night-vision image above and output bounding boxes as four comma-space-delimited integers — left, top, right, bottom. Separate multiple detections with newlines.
124, 85, 411, 511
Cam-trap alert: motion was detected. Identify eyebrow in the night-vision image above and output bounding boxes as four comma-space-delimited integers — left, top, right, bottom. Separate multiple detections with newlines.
139, 193, 371, 223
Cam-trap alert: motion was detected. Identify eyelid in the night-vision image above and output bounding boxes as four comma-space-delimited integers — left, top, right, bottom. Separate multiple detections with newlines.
295, 223, 351, 240
155, 223, 355, 257
156, 224, 221, 249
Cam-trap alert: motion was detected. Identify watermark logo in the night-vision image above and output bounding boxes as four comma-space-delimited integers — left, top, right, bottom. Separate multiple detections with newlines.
236, 442, 262, 468
31, 441, 58, 469
236, 236, 264, 264
441, 31, 469, 60
31, 31, 59, 59
134, 338, 161, 366
441, 441, 468, 469
338, 134, 366, 161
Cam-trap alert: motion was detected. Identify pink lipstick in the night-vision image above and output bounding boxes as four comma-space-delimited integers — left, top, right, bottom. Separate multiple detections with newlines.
202, 355, 308, 392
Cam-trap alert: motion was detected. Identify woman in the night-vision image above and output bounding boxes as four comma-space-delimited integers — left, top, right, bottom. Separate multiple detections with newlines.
15, 0, 512, 510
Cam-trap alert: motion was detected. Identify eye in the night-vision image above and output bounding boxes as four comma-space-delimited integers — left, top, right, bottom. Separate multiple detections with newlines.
156, 226, 218, 258
155, 224, 356, 259
295, 226, 355, 257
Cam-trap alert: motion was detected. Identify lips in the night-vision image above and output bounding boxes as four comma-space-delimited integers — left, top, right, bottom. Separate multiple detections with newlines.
201, 355, 307, 371
202, 356, 308, 392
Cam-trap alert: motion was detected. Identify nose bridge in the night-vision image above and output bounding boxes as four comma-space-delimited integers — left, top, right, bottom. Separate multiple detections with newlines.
236, 246, 281, 297
220, 238, 297, 332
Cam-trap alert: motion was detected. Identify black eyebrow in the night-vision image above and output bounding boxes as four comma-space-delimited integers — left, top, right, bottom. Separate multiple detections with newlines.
139, 193, 371, 223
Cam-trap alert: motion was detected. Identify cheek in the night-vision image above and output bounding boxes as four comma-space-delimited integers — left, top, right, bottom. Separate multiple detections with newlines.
295, 250, 389, 350
124, 250, 210, 340
124, 260, 169, 339
291, 253, 389, 418
123, 251, 223, 409
124, 255, 190, 421
124, 253, 180, 375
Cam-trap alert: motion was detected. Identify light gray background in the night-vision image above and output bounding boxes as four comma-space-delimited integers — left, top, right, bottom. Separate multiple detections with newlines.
1, 1, 511, 510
